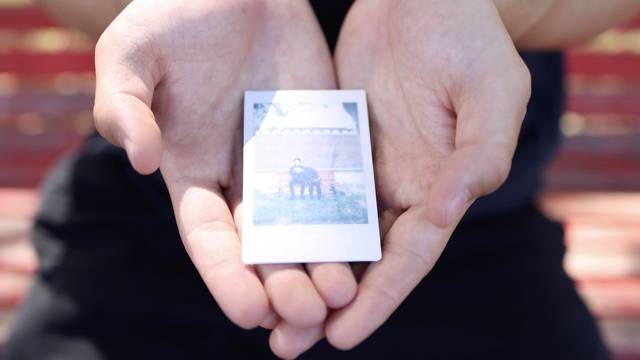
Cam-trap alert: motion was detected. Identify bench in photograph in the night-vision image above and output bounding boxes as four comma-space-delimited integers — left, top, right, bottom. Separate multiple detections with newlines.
273, 169, 339, 195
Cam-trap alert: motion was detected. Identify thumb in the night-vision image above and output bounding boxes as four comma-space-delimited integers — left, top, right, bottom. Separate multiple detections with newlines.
93, 21, 162, 175
429, 62, 531, 228
427, 141, 515, 229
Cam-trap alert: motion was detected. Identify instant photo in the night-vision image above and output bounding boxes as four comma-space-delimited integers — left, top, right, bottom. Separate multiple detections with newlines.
242, 90, 381, 264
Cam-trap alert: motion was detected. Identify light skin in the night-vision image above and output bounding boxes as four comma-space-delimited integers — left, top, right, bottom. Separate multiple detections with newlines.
326, 0, 530, 348
93, 2, 359, 358
32, 0, 640, 358
492, 0, 640, 48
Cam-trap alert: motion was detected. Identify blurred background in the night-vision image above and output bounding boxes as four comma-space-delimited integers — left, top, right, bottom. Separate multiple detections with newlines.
0, 0, 638, 358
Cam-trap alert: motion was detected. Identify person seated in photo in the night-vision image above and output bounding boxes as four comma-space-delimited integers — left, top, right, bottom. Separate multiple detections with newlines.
289, 158, 306, 200
304, 166, 322, 200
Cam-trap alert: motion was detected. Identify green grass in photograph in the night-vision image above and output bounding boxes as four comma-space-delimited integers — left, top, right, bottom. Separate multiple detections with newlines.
253, 184, 368, 226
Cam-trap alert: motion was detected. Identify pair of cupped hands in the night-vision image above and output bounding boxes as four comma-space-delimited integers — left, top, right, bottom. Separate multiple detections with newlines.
93, 0, 530, 358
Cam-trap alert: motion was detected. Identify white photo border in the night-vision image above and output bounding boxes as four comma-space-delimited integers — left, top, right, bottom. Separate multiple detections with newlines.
242, 90, 381, 264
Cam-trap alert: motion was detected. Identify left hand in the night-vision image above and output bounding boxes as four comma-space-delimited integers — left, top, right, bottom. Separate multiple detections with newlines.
323, 0, 531, 350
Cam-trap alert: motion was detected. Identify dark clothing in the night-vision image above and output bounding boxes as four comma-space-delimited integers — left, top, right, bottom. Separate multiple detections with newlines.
304, 204, 609, 359
5, 163, 608, 359
289, 164, 306, 199
4, 1, 609, 359
4, 137, 273, 359
304, 167, 322, 199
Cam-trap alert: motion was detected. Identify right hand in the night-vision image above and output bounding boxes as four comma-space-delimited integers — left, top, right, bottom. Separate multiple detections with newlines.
93, 1, 356, 358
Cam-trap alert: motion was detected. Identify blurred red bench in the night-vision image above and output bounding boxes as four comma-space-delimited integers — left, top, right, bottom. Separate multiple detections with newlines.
544, 15, 640, 360
273, 169, 339, 196
546, 15, 640, 192
0, 4, 639, 359
0, 5, 95, 188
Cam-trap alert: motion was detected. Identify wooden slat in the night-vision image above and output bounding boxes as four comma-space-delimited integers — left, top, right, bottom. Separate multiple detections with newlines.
566, 53, 640, 78
0, 7, 58, 29
577, 279, 640, 319
0, 52, 94, 74
544, 135, 640, 191
561, 114, 640, 137
0, 94, 94, 115
0, 133, 85, 187
620, 15, 640, 30
567, 94, 640, 115
0, 189, 38, 219
539, 190, 640, 359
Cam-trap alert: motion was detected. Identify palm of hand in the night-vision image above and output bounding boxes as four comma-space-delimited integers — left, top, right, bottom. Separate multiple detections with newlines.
326, 0, 531, 349
94, 2, 354, 357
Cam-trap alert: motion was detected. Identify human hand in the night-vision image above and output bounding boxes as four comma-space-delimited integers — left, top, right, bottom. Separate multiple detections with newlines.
326, 0, 531, 349
93, 1, 356, 357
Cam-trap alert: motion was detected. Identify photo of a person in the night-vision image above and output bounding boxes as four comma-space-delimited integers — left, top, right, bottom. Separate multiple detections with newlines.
248, 98, 371, 226
243, 90, 380, 263
289, 158, 306, 200
289, 158, 323, 200
304, 165, 322, 200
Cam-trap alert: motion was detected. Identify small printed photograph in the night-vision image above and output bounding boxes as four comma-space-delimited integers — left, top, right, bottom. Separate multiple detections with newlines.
250, 100, 367, 226
242, 90, 380, 264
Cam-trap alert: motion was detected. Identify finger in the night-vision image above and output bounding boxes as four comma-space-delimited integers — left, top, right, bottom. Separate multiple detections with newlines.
325, 205, 464, 350
305, 262, 357, 309
430, 59, 531, 228
256, 264, 327, 329
259, 310, 281, 330
93, 93, 163, 174
269, 321, 325, 360
93, 20, 163, 175
167, 181, 270, 329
